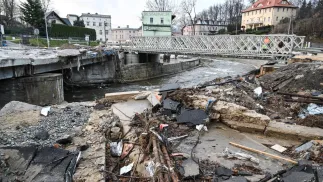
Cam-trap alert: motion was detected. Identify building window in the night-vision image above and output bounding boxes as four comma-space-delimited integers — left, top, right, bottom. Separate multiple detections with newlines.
116, 35, 117, 39
268, 17, 270, 22
120, 35, 121, 38
133, 31, 135, 33
260, 9, 262, 13
161, 18, 164, 24
99, 22, 102, 26
105, 30, 109, 34
283, 8, 285, 12
87, 22, 89, 26
265, 9, 266, 13
264, 17, 266, 22
100, 30, 102, 35
150, 17, 153, 24
276, 16, 278, 21
287, 8, 288, 12
277, 8, 279, 12
269, 8, 271, 12
93, 22, 96, 26
104, 22, 108, 26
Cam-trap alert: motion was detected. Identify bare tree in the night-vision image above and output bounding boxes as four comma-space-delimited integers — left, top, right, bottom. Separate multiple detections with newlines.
177, 14, 190, 34
146, 0, 177, 11
1, 0, 19, 27
181, 0, 197, 35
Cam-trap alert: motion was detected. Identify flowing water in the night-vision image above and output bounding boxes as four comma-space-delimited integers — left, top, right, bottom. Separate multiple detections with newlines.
64, 59, 258, 103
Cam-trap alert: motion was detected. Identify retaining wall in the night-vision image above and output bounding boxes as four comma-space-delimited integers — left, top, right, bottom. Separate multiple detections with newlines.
120, 59, 200, 82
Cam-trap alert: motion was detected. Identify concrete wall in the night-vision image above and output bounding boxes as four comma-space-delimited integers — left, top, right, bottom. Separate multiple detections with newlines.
68, 56, 116, 84
120, 59, 200, 82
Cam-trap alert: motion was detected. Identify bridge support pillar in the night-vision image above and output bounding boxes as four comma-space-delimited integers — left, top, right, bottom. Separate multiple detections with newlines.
21, 73, 64, 106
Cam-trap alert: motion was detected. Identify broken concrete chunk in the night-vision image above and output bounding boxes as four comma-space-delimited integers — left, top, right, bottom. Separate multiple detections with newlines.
271, 144, 287, 153
159, 83, 180, 92
182, 158, 199, 177
41, 106, 51, 116
134, 92, 150, 100
105, 91, 140, 101
147, 92, 161, 107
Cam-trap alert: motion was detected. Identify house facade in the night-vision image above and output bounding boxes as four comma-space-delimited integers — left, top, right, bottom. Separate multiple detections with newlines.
142, 11, 174, 36
46, 11, 68, 26
109, 25, 142, 43
241, 0, 297, 29
183, 19, 228, 35
80, 13, 111, 41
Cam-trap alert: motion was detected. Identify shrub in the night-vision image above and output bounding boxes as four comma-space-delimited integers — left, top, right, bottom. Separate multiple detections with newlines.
49, 24, 96, 40
218, 29, 226, 34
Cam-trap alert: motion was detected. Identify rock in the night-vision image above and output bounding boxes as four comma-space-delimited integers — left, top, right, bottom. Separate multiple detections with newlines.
295, 74, 304, 80
182, 158, 199, 177
111, 127, 121, 133
56, 135, 73, 145
74, 126, 83, 136
34, 130, 50, 140
270, 113, 281, 119
110, 132, 121, 141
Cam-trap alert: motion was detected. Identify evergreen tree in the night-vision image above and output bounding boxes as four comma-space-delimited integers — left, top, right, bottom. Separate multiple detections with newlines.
315, 0, 323, 16
20, 0, 45, 29
297, 0, 307, 19
306, 1, 313, 17
73, 17, 85, 27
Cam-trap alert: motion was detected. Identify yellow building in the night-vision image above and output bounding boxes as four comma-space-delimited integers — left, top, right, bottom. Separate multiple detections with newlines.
241, 0, 298, 29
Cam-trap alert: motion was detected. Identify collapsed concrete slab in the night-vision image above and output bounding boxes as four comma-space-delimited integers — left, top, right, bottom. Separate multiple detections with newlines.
265, 121, 323, 141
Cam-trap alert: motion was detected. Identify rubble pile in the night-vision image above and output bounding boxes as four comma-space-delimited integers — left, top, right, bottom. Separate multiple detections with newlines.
3, 62, 323, 181
0, 103, 91, 146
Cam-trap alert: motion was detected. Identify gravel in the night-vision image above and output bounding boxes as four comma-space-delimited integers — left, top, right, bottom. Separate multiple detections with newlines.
0, 105, 92, 146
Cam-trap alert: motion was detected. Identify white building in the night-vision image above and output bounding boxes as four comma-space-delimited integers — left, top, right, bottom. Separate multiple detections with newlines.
110, 25, 141, 43
67, 14, 78, 26
80, 13, 111, 42
183, 19, 228, 35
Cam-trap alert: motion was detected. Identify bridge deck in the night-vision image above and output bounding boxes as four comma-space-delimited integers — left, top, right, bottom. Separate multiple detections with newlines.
126, 35, 305, 59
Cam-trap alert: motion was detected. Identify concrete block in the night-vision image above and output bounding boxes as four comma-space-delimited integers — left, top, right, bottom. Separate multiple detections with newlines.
105, 91, 140, 101
222, 120, 266, 133
265, 121, 323, 141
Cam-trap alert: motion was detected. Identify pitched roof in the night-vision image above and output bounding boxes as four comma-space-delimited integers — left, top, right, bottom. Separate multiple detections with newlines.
61, 18, 72, 26
45, 11, 69, 26
242, 0, 297, 12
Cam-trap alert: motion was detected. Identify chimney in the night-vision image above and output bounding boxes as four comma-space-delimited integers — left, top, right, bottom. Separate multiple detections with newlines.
127, 25, 129, 28
118, 26, 120, 28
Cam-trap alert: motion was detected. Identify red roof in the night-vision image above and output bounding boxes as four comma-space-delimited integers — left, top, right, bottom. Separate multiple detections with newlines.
242, 0, 297, 12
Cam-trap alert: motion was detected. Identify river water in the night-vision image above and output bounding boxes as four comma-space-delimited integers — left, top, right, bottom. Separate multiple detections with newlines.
65, 59, 258, 103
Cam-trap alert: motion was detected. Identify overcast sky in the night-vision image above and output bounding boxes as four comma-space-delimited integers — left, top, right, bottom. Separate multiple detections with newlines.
49, 0, 227, 28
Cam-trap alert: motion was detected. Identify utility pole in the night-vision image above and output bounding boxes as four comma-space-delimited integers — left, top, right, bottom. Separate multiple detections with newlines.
44, 13, 50, 48
288, 14, 292, 34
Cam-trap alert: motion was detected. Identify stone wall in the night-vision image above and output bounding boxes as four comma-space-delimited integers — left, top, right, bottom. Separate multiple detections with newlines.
120, 59, 200, 82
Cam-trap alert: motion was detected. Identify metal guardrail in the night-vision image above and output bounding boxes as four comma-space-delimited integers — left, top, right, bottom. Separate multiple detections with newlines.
126, 35, 305, 59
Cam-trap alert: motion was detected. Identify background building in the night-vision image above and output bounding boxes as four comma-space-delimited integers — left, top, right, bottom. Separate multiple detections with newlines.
183, 19, 228, 35
80, 13, 111, 42
110, 25, 141, 43
142, 11, 174, 36
67, 14, 79, 26
46, 11, 69, 26
241, 0, 297, 29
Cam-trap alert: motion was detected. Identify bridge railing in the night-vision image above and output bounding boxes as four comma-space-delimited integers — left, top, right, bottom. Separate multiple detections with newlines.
128, 35, 305, 57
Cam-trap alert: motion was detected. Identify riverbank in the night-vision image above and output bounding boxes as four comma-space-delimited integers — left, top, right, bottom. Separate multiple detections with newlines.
2, 61, 323, 181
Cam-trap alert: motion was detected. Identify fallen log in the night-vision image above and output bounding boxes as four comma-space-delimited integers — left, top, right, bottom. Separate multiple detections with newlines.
278, 92, 323, 101
152, 135, 164, 181
284, 99, 323, 105
161, 145, 179, 182
229, 142, 297, 164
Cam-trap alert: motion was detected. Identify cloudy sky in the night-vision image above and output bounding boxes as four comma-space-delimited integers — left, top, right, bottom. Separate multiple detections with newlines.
49, 0, 226, 28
